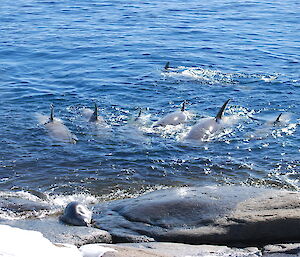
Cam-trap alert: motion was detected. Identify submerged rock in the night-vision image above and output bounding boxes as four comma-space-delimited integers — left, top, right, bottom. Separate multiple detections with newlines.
92, 186, 300, 246
0, 196, 51, 217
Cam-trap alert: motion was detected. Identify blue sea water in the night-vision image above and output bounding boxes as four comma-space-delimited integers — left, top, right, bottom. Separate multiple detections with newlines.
0, 0, 299, 217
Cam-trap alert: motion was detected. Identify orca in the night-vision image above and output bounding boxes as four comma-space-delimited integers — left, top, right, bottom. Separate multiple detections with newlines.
250, 113, 285, 126
273, 113, 283, 125
154, 101, 188, 127
89, 103, 99, 122
37, 105, 78, 144
82, 103, 106, 124
185, 99, 231, 141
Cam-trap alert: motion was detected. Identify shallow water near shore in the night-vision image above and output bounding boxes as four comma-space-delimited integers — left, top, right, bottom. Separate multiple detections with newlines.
0, 0, 299, 219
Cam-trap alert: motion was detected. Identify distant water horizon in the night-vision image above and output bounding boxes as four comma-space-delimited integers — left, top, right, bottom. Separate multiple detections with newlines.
0, 0, 299, 219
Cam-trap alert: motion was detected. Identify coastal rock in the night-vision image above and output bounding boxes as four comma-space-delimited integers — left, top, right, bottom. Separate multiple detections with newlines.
93, 186, 300, 246
90, 242, 260, 257
3, 220, 300, 257
2, 217, 112, 246
263, 243, 300, 255
0, 196, 50, 216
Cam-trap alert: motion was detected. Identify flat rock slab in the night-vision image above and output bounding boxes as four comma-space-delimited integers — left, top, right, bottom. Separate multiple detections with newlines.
1, 218, 112, 246
263, 243, 300, 256
98, 242, 260, 257
93, 186, 300, 246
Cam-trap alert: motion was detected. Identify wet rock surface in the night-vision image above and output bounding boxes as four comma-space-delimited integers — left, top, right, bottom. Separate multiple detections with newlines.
1, 185, 300, 256
93, 186, 300, 246
1, 218, 112, 246
0, 197, 50, 214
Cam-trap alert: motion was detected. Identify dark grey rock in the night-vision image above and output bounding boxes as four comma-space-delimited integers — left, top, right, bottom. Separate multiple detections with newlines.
0, 197, 50, 214
93, 186, 300, 246
1, 217, 112, 246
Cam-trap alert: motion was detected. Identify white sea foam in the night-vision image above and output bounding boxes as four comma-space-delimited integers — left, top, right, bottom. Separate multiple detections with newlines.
0, 190, 99, 220
49, 193, 98, 207
162, 66, 279, 85
0, 186, 171, 220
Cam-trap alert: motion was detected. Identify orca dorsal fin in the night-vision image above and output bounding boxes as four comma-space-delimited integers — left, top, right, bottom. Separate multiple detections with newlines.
137, 108, 142, 118
49, 104, 54, 122
275, 113, 282, 123
181, 101, 187, 112
164, 62, 170, 70
134, 108, 142, 121
215, 99, 231, 121
89, 103, 98, 122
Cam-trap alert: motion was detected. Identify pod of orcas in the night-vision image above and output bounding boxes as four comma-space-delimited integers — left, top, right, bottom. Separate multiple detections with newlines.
38, 103, 104, 144
39, 99, 285, 144
38, 62, 286, 144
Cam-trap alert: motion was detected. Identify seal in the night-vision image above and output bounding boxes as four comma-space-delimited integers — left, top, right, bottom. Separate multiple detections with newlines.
154, 101, 188, 127
185, 99, 230, 141
60, 201, 92, 226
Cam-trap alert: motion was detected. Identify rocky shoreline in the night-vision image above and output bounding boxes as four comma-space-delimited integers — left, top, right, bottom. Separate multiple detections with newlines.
1, 185, 300, 256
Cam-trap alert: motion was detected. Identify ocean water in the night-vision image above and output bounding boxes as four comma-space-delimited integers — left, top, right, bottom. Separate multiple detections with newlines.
0, 0, 299, 219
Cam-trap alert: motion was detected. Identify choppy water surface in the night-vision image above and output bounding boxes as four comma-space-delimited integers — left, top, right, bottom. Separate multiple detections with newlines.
0, 0, 299, 218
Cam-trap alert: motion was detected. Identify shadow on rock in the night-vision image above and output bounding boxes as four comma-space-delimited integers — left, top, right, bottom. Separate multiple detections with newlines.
92, 186, 300, 246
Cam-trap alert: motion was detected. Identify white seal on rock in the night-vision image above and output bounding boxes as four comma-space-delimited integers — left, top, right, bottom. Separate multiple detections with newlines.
60, 202, 92, 226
